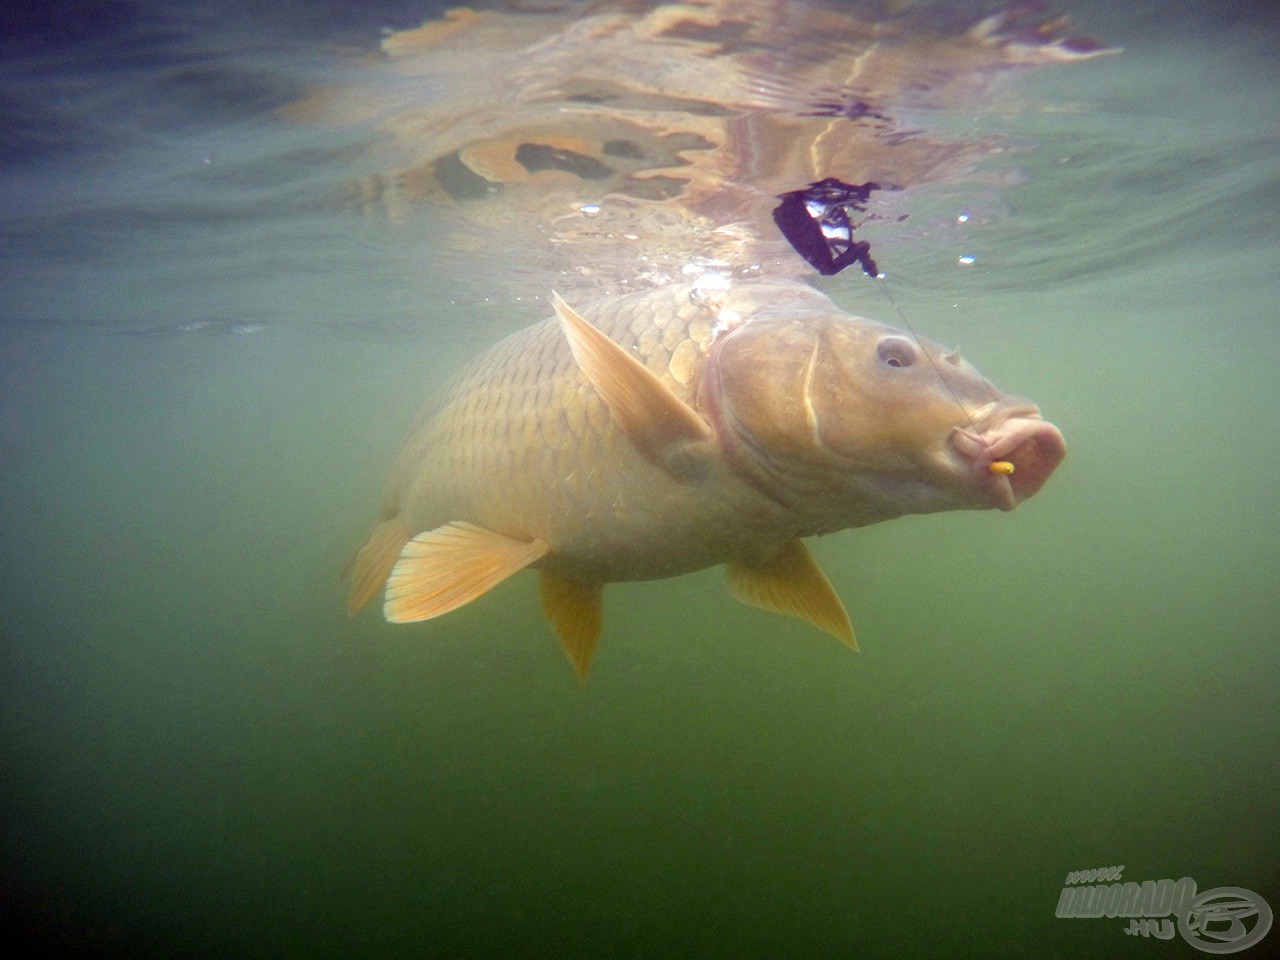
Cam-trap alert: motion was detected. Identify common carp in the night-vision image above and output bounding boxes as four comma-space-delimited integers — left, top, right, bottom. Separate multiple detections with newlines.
346, 279, 1065, 679
328, 0, 1106, 678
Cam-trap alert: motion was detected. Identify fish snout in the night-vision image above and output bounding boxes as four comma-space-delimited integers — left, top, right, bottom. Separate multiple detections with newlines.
949, 407, 1066, 511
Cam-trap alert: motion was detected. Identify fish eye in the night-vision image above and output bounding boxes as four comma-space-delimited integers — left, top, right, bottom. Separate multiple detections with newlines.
877, 336, 917, 368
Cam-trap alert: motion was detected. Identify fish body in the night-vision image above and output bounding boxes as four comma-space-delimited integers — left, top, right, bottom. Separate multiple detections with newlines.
347, 279, 1065, 678
389, 282, 818, 584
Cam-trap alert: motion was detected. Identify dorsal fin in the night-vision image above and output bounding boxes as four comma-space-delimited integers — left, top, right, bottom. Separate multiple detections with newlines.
384, 521, 549, 623
552, 291, 711, 474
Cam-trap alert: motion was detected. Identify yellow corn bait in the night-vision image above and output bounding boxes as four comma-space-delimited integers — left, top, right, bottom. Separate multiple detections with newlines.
989, 461, 1015, 475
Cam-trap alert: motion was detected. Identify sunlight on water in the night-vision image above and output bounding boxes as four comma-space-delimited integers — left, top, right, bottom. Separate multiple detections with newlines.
2, 2, 1277, 957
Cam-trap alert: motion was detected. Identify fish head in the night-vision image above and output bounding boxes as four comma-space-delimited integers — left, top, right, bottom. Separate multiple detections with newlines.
706, 300, 1065, 525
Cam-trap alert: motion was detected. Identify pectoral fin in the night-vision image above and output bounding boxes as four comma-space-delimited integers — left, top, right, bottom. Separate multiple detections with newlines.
384, 521, 549, 623
726, 540, 858, 651
552, 292, 711, 474
539, 570, 604, 683
345, 516, 412, 616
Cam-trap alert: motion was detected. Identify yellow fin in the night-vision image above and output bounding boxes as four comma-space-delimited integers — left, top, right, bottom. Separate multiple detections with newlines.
383, 521, 549, 623
345, 517, 412, 617
726, 540, 858, 651
539, 570, 604, 684
551, 291, 711, 473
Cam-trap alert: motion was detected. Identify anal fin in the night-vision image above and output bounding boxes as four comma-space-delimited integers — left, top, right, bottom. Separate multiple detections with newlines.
384, 521, 549, 623
345, 517, 412, 617
726, 539, 858, 651
539, 570, 603, 684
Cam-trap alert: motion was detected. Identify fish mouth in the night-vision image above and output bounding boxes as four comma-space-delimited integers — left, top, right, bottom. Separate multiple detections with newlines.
948, 403, 1066, 511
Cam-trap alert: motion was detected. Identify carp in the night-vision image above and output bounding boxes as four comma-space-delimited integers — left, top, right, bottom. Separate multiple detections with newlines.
346, 279, 1064, 679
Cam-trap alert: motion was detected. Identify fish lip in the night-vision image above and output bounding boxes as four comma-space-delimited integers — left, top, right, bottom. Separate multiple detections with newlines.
949, 404, 1066, 511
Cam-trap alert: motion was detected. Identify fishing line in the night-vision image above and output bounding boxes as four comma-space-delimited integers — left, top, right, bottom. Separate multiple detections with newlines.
868, 271, 984, 438
769, 176, 1007, 469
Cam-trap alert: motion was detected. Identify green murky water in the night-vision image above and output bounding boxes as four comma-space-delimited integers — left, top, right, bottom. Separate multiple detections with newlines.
2, 1, 1276, 957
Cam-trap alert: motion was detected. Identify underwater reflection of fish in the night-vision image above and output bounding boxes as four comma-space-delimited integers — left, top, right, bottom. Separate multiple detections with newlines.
346, 280, 1065, 680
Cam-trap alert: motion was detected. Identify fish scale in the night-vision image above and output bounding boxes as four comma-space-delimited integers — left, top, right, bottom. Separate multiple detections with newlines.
380, 283, 789, 579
